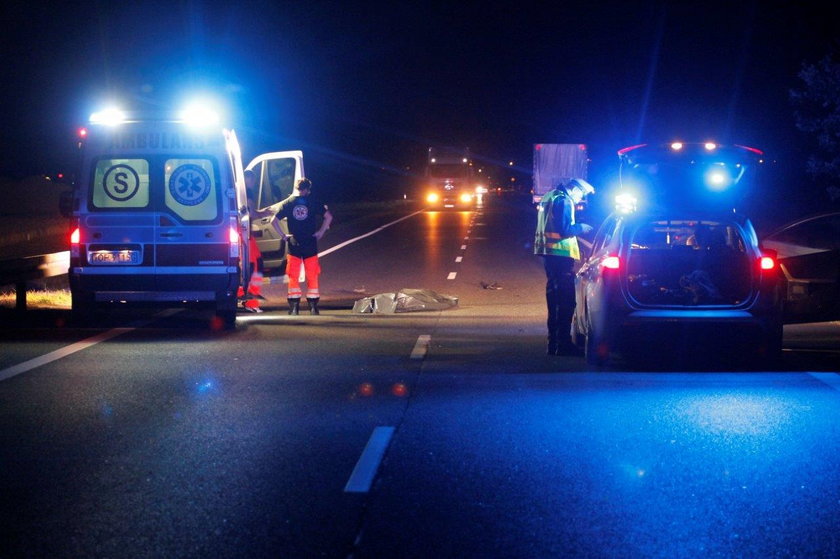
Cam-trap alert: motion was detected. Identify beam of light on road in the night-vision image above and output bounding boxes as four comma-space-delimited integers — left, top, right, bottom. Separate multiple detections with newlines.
679, 394, 791, 436
344, 426, 395, 493
318, 210, 425, 258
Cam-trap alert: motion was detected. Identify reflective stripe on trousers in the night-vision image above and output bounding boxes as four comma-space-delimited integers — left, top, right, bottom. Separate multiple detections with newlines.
286, 255, 321, 299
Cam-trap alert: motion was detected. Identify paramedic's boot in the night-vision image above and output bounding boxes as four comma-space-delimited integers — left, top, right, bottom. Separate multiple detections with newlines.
307, 297, 320, 315
287, 298, 300, 315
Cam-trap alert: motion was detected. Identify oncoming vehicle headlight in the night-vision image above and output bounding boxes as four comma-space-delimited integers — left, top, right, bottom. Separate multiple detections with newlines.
459, 192, 473, 203
426, 192, 440, 203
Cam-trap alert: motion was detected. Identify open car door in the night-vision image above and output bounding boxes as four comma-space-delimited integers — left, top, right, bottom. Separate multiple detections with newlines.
245, 151, 304, 273
762, 212, 840, 323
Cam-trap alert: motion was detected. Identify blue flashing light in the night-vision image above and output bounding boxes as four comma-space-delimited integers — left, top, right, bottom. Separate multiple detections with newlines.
179, 100, 222, 128
90, 107, 126, 126
704, 166, 733, 191
615, 192, 638, 213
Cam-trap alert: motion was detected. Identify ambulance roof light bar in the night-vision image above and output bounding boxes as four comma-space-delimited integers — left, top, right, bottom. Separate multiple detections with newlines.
178, 101, 221, 128
89, 107, 127, 126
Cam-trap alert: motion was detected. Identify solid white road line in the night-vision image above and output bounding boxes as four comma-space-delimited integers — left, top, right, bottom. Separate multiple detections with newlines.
0, 310, 180, 383
344, 426, 395, 493
410, 335, 431, 360
318, 210, 425, 258
447, 272, 457, 280
809, 372, 840, 391
0, 328, 134, 382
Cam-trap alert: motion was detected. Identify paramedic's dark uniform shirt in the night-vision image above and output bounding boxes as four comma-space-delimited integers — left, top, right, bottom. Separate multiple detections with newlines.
277, 195, 326, 258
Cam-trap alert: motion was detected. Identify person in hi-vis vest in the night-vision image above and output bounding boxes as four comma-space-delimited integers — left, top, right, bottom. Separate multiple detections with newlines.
534, 178, 595, 355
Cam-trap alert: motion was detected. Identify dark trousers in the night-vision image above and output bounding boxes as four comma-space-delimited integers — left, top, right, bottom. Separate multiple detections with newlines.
544, 255, 576, 348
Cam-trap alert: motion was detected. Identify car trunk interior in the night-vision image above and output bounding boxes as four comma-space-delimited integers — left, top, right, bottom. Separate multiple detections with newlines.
625, 220, 753, 306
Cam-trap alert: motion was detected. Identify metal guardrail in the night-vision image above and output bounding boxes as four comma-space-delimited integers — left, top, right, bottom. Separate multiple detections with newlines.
0, 251, 69, 310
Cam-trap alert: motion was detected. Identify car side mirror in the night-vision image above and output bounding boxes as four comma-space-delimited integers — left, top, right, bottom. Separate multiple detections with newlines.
59, 190, 75, 217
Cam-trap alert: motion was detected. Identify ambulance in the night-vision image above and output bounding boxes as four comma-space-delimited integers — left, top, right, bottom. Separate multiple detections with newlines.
60, 105, 303, 327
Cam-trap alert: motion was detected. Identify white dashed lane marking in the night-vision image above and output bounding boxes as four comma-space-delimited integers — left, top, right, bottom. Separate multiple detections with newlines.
344, 426, 395, 493
410, 335, 431, 359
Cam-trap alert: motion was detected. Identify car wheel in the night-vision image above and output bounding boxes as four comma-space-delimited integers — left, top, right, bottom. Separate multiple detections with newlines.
585, 329, 607, 366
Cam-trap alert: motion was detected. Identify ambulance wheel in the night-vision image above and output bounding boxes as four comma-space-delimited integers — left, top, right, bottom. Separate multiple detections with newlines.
215, 308, 236, 329
70, 292, 95, 326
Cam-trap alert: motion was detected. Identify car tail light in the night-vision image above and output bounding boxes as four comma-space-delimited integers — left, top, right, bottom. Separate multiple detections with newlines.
70, 227, 80, 245
602, 255, 621, 270
759, 255, 775, 270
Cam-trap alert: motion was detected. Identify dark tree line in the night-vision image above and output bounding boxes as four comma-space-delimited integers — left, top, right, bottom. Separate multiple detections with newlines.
791, 53, 840, 205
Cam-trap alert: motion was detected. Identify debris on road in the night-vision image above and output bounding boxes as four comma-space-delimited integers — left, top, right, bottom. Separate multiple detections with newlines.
352, 288, 458, 313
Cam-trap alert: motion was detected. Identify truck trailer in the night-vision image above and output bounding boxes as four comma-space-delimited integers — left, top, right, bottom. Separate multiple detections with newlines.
532, 143, 589, 204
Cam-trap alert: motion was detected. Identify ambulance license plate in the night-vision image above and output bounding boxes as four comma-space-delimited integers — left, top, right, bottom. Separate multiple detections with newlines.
89, 250, 141, 264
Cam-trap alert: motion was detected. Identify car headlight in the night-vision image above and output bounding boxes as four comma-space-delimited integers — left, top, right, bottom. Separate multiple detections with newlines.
426, 192, 440, 203
459, 193, 473, 203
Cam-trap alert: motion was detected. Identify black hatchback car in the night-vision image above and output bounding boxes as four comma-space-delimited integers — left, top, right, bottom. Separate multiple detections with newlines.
572, 209, 784, 367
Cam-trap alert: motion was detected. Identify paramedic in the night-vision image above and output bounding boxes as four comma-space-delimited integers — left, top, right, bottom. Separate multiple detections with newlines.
274, 177, 333, 315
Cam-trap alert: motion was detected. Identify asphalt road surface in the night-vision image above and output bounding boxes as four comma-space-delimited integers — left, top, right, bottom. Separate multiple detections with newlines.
1, 193, 839, 558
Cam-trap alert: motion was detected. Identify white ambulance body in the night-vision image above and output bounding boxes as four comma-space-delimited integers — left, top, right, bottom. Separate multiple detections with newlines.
62, 110, 303, 326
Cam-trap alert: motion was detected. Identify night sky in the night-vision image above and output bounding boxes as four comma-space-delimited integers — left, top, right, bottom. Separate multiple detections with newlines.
2, 1, 838, 210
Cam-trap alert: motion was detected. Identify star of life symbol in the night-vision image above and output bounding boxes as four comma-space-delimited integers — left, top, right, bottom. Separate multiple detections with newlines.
169, 164, 211, 206
292, 204, 309, 220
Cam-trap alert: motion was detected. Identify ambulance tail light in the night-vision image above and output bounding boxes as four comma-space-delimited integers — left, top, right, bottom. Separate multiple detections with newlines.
70, 226, 80, 258
229, 221, 241, 259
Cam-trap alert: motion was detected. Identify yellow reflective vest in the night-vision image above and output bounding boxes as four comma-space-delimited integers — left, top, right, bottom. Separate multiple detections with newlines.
534, 188, 581, 260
